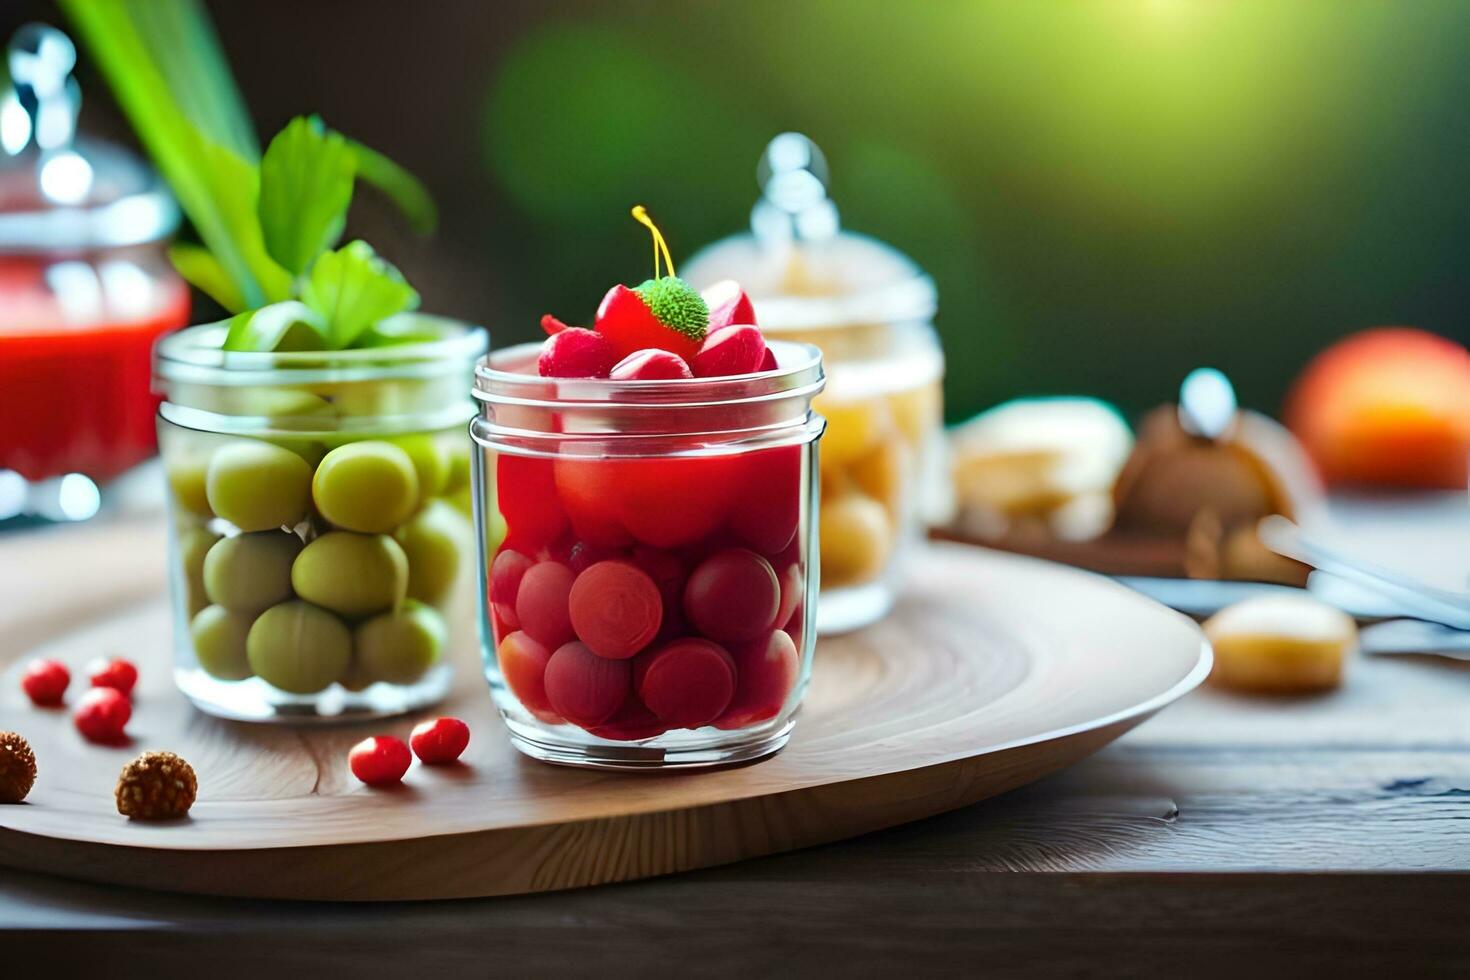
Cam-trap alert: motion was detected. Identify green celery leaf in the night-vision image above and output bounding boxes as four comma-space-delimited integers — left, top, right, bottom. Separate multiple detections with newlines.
301, 241, 420, 349
356, 314, 456, 348
190, 132, 294, 305
222, 301, 327, 352
348, 139, 438, 234
168, 242, 245, 313
259, 117, 356, 276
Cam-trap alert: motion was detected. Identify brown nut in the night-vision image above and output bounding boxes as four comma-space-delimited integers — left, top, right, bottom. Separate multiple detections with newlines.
116, 751, 198, 820
0, 732, 37, 804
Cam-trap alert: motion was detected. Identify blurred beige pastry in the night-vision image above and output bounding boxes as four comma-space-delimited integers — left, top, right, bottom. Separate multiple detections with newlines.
1204, 593, 1356, 693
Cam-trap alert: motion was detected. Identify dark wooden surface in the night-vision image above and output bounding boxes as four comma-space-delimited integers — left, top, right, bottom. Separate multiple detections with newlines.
5, 644, 1469, 976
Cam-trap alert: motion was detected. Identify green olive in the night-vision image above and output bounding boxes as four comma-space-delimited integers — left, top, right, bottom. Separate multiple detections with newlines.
291, 531, 408, 617
206, 440, 313, 532
391, 434, 451, 501
394, 500, 467, 605
311, 441, 418, 533
203, 531, 302, 613
353, 600, 446, 685
179, 525, 221, 617
338, 655, 375, 692
190, 604, 256, 681
442, 446, 472, 495
246, 600, 352, 694
166, 454, 214, 518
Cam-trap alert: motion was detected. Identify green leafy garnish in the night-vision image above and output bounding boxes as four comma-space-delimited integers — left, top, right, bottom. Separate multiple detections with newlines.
222, 301, 326, 353
634, 276, 709, 341
259, 116, 355, 277
301, 241, 420, 349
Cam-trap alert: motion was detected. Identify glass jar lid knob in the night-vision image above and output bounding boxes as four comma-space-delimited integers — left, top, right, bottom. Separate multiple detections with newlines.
753, 132, 840, 247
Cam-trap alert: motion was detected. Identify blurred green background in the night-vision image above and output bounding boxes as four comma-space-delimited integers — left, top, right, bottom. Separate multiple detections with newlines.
12, 0, 1470, 422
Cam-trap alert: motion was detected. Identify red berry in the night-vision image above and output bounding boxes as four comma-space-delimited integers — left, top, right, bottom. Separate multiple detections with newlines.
540, 313, 573, 336
609, 348, 693, 380
613, 457, 741, 549
88, 657, 138, 697
552, 459, 635, 548
693, 325, 767, 378
636, 638, 736, 730
73, 687, 130, 743
568, 560, 663, 660
683, 548, 781, 644
595, 284, 701, 362
21, 658, 69, 707
490, 549, 534, 629
349, 736, 412, 786
544, 641, 631, 728
702, 280, 757, 332
715, 630, 799, 729
410, 717, 470, 765
538, 327, 618, 378
515, 561, 577, 649
498, 630, 555, 715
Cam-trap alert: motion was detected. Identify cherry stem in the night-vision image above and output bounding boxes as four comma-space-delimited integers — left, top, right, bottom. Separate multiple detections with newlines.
631, 205, 676, 280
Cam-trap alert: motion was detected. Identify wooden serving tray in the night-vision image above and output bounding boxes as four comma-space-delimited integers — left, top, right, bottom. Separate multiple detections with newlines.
0, 520, 1208, 901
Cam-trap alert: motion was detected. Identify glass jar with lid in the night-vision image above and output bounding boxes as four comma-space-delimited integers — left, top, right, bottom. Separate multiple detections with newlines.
682, 134, 945, 634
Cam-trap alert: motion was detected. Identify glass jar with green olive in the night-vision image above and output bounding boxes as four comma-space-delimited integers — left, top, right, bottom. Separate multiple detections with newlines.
154, 317, 487, 722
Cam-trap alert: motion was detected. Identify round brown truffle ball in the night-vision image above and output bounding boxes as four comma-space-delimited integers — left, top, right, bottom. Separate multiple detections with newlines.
116, 751, 198, 820
0, 732, 37, 804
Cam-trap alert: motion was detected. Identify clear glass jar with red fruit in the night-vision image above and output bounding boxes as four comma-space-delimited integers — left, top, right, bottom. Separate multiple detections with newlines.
471, 340, 825, 769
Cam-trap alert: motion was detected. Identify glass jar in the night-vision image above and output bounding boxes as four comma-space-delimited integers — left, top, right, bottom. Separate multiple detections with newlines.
683, 134, 945, 634
472, 341, 825, 769
154, 318, 487, 722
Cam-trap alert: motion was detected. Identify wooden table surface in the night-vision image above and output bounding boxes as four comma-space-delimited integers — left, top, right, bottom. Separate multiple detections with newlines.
4, 520, 1469, 976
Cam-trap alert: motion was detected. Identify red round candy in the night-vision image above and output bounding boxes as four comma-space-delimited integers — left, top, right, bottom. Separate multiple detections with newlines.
596, 283, 702, 363
610, 348, 693, 381
693, 325, 767, 378
586, 697, 668, 741
568, 560, 663, 660
614, 457, 740, 549
514, 561, 577, 649
349, 736, 412, 786
636, 639, 736, 729
410, 717, 471, 765
775, 561, 804, 631
88, 657, 138, 697
490, 549, 534, 628
21, 658, 69, 707
73, 687, 130, 743
537, 327, 617, 378
543, 642, 631, 728
683, 548, 781, 643
729, 446, 801, 555
715, 630, 799, 729
498, 630, 555, 714
497, 455, 568, 552
702, 280, 757, 333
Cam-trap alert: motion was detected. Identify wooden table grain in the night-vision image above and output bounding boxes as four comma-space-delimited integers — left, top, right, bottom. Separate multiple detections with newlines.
3, 521, 1468, 977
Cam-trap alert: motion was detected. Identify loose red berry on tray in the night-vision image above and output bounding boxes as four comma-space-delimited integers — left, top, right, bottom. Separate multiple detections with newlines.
88, 658, 138, 697
349, 736, 412, 787
637, 638, 736, 729
610, 348, 694, 380
538, 327, 618, 378
410, 717, 470, 765
499, 630, 556, 715
74, 687, 131, 744
702, 279, 757, 333
21, 659, 69, 707
544, 642, 631, 728
683, 547, 781, 644
515, 561, 577, 649
568, 560, 663, 660
490, 549, 534, 629
540, 313, 572, 336
716, 630, 799, 730
693, 324, 766, 378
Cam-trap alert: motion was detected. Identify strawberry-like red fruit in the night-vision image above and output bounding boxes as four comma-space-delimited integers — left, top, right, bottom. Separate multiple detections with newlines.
595, 284, 702, 363
538, 327, 617, 378
702, 280, 757, 332
759, 345, 778, 371
693, 325, 767, 378
610, 348, 693, 380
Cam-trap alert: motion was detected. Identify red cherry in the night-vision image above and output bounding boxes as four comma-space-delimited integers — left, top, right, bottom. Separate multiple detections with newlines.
568, 560, 663, 660
595, 284, 702, 362
586, 697, 667, 741
614, 457, 740, 549
715, 630, 799, 729
609, 348, 693, 380
410, 717, 471, 765
88, 657, 138, 697
702, 279, 757, 332
693, 325, 767, 378
540, 313, 572, 336
73, 687, 130, 743
349, 736, 412, 786
497, 455, 567, 553
537, 327, 618, 378
544, 642, 631, 728
514, 561, 577, 649
490, 549, 534, 629
21, 658, 69, 707
636, 639, 736, 729
729, 445, 801, 555
498, 630, 555, 715
683, 548, 781, 644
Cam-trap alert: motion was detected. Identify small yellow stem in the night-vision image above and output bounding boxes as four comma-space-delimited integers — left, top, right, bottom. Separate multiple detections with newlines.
631, 205, 676, 279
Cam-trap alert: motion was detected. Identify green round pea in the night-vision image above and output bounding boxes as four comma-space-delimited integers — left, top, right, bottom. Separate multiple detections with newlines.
354, 600, 446, 685
203, 531, 302, 613
166, 454, 214, 518
190, 605, 256, 681
206, 440, 312, 532
392, 434, 450, 502
394, 500, 467, 605
291, 531, 408, 617
311, 441, 418, 533
179, 525, 221, 617
246, 600, 352, 694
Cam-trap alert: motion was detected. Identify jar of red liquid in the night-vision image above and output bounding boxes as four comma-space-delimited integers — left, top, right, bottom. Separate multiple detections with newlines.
472, 340, 825, 768
0, 26, 188, 497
